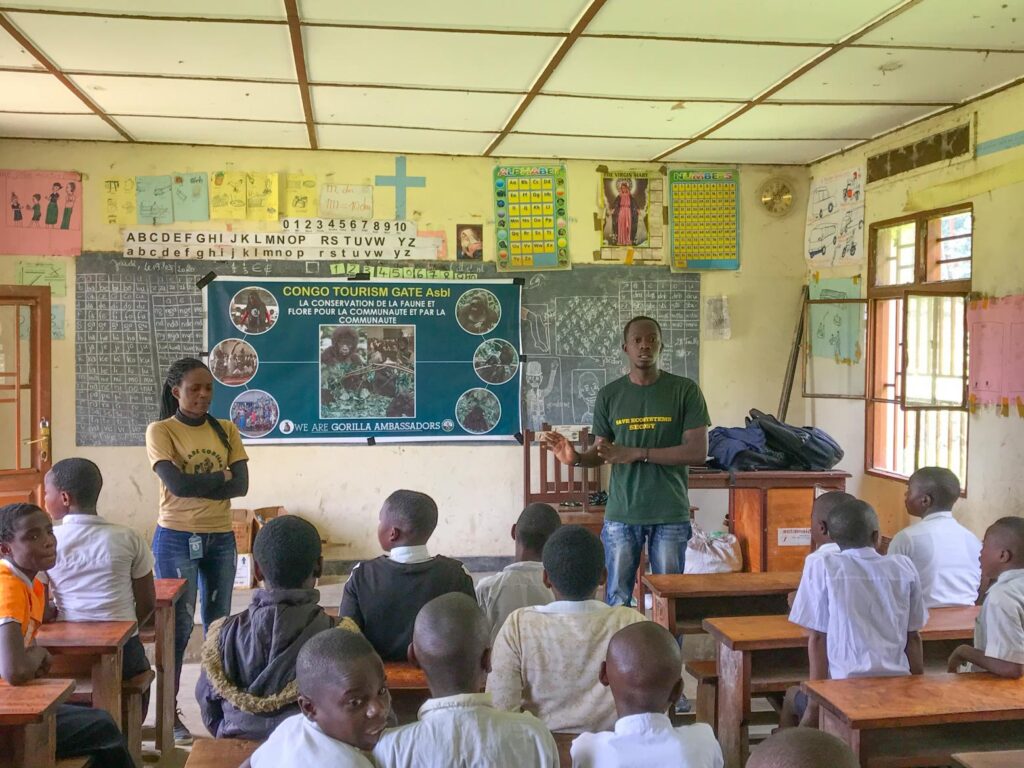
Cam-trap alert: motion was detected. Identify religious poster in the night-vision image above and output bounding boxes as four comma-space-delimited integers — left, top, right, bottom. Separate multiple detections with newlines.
456, 224, 483, 260
205, 277, 522, 442
493, 164, 569, 272
669, 169, 739, 271
598, 170, 664, 264
804, 166, 865, 268
1, 170, 82, 256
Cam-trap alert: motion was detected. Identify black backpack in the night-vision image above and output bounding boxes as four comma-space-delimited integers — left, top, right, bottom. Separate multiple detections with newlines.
747, 409, 844, 471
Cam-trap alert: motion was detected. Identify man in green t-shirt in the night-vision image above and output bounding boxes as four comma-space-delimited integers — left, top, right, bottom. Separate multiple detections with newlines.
544, 316, 710, 605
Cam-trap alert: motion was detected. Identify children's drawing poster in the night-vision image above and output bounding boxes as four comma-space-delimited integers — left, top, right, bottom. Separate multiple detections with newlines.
135, 175, 173, 225
668, 169, 739, 271
285, 174, 318, 217
493, 164, 569, 272
172, 172, 209, 222
1, 170, 82, 256
246, 172, 279, 222
967, 294, 1024, 411
16, 259, 67, 297
101, 177, 136, 226
210, 171, 247, 220
598, 170, 664, 264
808, 275, 863, 363
805, 166, 865, 268
320, 183, 373, 220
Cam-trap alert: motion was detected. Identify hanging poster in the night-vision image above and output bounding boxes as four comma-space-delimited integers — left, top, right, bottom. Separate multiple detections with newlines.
101, 176, 136, 226
669, 169, 739, 271
493, 164, 569, 272
246, 172, 279, 221
135, 175, 174, 225
205, 277, 522, 443
16, 259, 67, 297
967, 294, 1024, 410
285, 174, 318, 217
210, 171, 247, 220
172, 172, 209, 222
805, 166, 865, 267
1, 170, 82, 256
456, 224, 483, 260
320, 183, 373, 220
599, 170, 665, 264
808, 275, 863, 362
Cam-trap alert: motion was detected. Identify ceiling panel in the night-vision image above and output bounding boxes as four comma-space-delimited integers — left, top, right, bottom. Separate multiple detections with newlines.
318, 124, 495, 155
499, 133, 675, 160
304, 27, 560, 90
663, 138, 854, 164
516, 95, 737, 138
0, 70, 92, 112
714, 102, 943, 139
312, 86, 519, 132
544, 38, 824, 99
0, 1, 286, 19
299, 0, 587, 32
117, 116, 310, 147
72, 75, 306, 121
776, 47, 1024, 102
859, 0, 1024, 50
7, 13, 296, 79
588, 0, 901, 44
0, 111, 125, 140
0, 28, 43, 68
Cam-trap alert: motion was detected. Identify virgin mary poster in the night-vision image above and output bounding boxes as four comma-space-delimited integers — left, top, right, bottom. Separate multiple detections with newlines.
598, 170, 664, 264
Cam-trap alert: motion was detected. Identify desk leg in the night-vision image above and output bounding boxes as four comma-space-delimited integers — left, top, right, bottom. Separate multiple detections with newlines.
155, 604, 175, 759
820, 708, 863, 767
0, 717, 56, 768
717, 644, 751, 768
651, 596, 677, 636
91, 650, 123, 730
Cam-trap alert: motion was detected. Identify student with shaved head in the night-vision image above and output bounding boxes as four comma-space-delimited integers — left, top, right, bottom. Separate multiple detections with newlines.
947, 516, 1024, 678
746, 728, 857, 768
339, 490, 475, 661
889, 467, 981, 607
373, 593, 557, 767
570, 622, 722, 767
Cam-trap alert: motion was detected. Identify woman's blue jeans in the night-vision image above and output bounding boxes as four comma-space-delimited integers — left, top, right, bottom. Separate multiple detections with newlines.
601, 520, 692, 606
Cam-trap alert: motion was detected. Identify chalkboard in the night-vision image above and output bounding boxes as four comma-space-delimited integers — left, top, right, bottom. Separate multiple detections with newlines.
75, 254, 699, 445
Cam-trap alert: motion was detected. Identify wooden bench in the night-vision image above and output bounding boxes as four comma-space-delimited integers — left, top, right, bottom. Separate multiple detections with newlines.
0, 678, 76, 768
140, 577, 187, 760
685, 658, 798, 735
122, 669, 155, 766
184, 738, 260, 768
953, 751, 1024, 768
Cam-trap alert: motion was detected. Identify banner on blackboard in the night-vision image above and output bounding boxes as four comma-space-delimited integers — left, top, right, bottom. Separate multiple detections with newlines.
205, 277, 522, 442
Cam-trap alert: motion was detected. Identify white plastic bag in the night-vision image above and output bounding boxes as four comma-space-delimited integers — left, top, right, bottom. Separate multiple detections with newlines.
684, 523, 743, 574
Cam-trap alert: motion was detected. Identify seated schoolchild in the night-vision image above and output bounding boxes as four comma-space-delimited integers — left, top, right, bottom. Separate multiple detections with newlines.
746, 727, 857, 768
197, 515, 357, 739
340, 490, 475, 661
787, 491, 853, 608
476, 502, 561, 643
570, 622, 723, 768
487, 525, 648, 733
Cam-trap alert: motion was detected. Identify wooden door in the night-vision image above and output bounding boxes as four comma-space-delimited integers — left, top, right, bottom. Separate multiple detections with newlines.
0, 286, 51, 507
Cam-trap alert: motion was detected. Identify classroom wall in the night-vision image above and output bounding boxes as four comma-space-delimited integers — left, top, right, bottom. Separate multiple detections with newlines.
0, 139, 809, 559
807, 80, 1024, 538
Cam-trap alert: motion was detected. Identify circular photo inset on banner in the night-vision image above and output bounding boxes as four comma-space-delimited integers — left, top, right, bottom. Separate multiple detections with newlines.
456, 288, 501, 335
209, 338, 258, 387
473, 339, 519, 385
456, 388, 501, 435
278, 420, 295, 435
230, 286, 279, 335
230, 389, 279, 439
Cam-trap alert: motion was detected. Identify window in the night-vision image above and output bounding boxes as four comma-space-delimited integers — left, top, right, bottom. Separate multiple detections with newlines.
866, 206, 971, 484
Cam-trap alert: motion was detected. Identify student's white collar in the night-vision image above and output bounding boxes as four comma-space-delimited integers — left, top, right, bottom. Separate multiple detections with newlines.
922, 511, 954, 522
533, 599, 607, 614
419, 692, 493, 718
994, 568, 1024, 586
614, 712, 673, 735
839, 546, 881, 560
388, 545, 432, 564
504, 560, 544, 572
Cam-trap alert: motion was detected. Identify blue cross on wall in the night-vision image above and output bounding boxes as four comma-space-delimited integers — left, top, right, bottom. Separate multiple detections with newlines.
375, 155, 426, 220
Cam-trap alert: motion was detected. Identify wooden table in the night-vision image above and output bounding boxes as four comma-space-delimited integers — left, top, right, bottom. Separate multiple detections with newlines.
0, 678, 74, 768
141, 577, 187, 759
953, 751, 1024, 768
384, 661, 429, 725
184, 737, 260, 768
805, 673, 1024, 767
36, 620, 135, 729
645, 571, 801, 636
705, 606, 980, 768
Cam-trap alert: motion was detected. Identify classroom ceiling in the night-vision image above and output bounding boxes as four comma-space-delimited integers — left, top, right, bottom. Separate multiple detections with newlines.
2, 0, 1024, 165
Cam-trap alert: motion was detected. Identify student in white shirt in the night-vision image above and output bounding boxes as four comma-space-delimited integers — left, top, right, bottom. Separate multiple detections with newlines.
571, 622, 722, 768
243, 628, 389, 768
373, 592, 557, 767
42, 458, 155, 716
788, 498, 927, 728
787, 491, 853, 609
746, 727, 857, 768
890, 467, 981, 608
476, 503, 561, 643
947, 516, 1024, 678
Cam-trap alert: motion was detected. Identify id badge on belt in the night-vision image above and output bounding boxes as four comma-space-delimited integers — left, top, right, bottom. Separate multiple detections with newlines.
188, 534, 203, 560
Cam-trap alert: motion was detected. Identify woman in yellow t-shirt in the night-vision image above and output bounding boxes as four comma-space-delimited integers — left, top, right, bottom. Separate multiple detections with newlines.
146, 357, 249, 744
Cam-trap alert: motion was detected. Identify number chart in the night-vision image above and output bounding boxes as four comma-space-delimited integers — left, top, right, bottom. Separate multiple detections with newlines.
669, 169, 740, 271
493, 164, 570, 272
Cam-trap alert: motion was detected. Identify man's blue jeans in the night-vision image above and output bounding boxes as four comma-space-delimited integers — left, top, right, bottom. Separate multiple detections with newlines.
601, 521, 692, 606
152, 526, 236, 693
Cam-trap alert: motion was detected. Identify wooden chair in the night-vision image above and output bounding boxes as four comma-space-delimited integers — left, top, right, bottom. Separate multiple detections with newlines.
522, 424, 604, 516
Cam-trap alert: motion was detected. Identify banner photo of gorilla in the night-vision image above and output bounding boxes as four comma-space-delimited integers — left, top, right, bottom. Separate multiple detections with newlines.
320, 324, 416, 419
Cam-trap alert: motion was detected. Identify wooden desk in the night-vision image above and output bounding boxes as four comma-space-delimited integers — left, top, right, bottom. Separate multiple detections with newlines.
141, 577, 187, 759
953, 751, 1024, 768
185, 737, 260, 768
0, 679, 74, 768
805, 673, 1024, 767
36, 620, 135, 729
705, 606, 979, 768
384, 662, 429, 725
645, 571, 801, 636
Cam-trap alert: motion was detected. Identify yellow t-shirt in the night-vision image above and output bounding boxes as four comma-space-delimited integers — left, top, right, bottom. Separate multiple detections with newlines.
0, 560, 46, 646
145, 416, 248, 533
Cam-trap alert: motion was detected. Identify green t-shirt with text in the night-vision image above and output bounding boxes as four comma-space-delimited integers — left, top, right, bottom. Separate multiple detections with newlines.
592, 372, 710, 525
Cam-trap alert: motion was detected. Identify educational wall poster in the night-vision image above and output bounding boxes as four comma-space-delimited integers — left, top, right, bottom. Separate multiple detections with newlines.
246, 172, 279, 221
210, 171, 247, 220
599, 170, 665, 264
16, 259, 67, 297
493, 164, 569, 272
285, 174, 318, 217
966, 294, 1024, 412
456, 224, 483, 260
172, 172, 209, 222
205, 277, 523, 443
17, 302, 64, 340
808, 275, 862, 363
804, 166, 865, 268
1, 170, 82, 256
668, 169, 739, 271
101, 176, 137, 226
135, 175, 174, 225
320, 183, 373, 220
